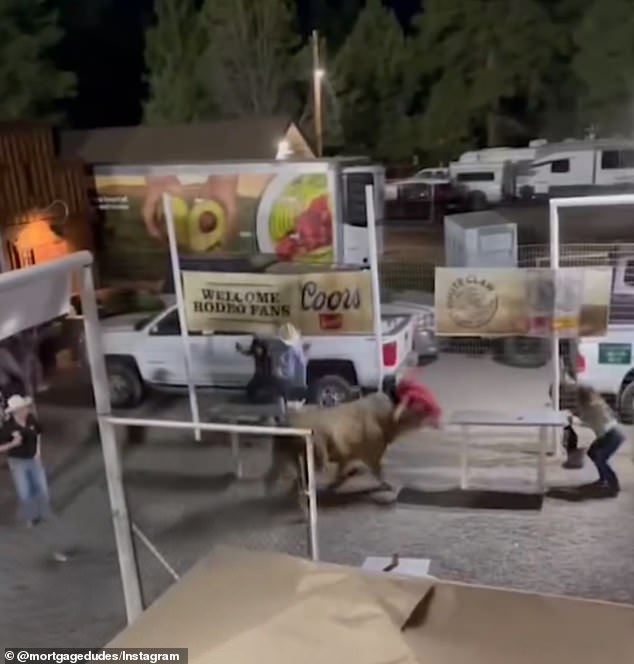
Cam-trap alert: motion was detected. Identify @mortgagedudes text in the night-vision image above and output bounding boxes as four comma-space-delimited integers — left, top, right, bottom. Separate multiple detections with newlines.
4, 649, 187, 664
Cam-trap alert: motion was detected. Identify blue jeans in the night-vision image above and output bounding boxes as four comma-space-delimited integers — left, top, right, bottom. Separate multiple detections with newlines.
587, 428, 624, 490
7, 456, 51, 524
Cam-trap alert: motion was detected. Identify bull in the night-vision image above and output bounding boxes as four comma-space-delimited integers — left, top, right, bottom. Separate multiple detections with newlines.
264, 376, 440, 496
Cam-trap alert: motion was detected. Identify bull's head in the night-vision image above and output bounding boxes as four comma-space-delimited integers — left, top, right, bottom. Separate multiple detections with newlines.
392, 376, 441, 430
393, 396, 430, 430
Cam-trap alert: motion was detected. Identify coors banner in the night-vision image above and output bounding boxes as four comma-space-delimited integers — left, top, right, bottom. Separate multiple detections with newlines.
182, 270, 374, 335
435, 267, 612, 337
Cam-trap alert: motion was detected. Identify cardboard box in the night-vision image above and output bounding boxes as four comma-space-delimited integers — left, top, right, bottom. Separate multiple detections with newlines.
109, 547, 634, 663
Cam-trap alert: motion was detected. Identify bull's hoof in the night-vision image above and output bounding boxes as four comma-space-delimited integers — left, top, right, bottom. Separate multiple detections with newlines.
369, 485, 398, 505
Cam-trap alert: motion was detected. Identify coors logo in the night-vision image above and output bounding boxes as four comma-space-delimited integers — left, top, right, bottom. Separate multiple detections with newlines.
300, 280, 361, 331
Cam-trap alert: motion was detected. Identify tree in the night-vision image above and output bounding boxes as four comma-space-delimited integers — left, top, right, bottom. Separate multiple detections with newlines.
143, 0, 207, 125
198, 0, 300, 119
413, 0, 557, 158
328, 0, 416, 160
572, 0, 634, 134
530, 0, 591, 139
0, 0, 75, 121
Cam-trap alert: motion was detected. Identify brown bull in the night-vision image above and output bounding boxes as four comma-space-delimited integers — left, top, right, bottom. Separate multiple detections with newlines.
264, 390, 432, 494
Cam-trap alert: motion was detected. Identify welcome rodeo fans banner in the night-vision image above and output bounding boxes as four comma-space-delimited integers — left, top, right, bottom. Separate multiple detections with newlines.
182, 269, 374, 335
434, 267, 612, 337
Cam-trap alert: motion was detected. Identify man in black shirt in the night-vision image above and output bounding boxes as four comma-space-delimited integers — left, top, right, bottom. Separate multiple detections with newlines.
0, 394, 49, 526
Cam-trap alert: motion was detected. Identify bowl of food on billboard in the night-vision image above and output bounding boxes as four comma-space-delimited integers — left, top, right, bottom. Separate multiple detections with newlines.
256, 173, 334, 262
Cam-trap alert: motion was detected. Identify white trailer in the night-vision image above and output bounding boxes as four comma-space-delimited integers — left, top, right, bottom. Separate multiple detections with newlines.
516, 138, 634, 199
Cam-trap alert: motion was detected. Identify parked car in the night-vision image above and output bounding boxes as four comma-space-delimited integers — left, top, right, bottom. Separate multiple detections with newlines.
99, 305, 417, 409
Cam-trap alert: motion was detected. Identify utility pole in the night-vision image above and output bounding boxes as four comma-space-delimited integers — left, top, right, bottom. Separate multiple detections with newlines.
312, 29, 324, 157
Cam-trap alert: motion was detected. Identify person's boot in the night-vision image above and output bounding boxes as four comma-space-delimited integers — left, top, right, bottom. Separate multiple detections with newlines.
562, 447, 585, 469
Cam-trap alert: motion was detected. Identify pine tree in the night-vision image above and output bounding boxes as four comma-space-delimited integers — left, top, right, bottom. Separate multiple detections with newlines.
414, 0, 557, 157
0, 0, 75, 121
572, 0, 634, 134
198, 0, 300, 118
143, 0, 206, 125
331, 0, 416, 159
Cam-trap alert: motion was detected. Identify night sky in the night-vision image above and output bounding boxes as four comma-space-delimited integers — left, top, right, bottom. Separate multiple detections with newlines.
61, 0, 421, 128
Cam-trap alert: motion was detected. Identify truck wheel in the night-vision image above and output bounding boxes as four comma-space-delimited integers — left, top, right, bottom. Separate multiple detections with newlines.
618, 382, 634, 424
496, 337, 550, 368
309, 375, 355, 408
107, 360, 144, 408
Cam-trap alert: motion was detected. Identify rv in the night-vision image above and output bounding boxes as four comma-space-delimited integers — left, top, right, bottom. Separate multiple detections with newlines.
448, 141, 546, 208
516, 139, 634, 199
456, 143, 544, 165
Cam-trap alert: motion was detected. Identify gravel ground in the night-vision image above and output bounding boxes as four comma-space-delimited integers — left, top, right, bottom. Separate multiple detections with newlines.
2, 358, 634, 647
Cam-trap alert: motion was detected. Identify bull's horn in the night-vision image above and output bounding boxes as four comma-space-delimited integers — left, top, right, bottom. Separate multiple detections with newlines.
393, 398, 408, 421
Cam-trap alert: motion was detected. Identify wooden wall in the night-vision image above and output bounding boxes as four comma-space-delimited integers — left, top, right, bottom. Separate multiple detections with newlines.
0, 124, 93, 278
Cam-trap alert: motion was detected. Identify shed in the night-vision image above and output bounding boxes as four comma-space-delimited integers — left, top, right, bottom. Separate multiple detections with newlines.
58, 117, 315, 165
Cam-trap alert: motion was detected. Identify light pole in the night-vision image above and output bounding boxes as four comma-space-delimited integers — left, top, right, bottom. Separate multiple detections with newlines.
311, 29, 324, 157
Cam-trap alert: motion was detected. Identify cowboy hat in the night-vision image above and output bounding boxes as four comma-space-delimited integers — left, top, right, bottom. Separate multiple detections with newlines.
5, 394, 32, 413
277, 322, 301, 346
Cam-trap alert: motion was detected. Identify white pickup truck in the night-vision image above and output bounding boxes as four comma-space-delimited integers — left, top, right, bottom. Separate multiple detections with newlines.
575, 256, 634, 421
100, 304, 417, 409
577, 328, 634, 421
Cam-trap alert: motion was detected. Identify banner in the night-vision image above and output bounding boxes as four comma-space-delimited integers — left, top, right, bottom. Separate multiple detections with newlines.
182, 270, 374, 336
93, 166, 335, 277
434, 267, 612, 337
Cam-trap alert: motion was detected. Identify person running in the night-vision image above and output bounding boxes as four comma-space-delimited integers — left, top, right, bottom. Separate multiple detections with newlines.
575, 384, 625, 497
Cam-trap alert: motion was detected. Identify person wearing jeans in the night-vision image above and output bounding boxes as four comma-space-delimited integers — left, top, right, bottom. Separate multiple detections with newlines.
271, 323, 308, 405
0, 394, 67, 562
1, 394, 50, 524
575, 384, 625, 496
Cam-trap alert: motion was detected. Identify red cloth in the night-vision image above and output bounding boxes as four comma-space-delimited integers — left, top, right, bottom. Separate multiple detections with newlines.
396, 377, 442, 425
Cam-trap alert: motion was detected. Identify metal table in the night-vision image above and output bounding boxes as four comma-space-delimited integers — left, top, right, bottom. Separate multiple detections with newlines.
448, 409, 568, 493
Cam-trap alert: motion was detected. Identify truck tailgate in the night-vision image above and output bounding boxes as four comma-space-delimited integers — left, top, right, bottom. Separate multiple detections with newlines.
381, 315, 415, 371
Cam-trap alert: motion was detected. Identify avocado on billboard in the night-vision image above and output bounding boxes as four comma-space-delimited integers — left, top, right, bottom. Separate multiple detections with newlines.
93, 165, 335, 280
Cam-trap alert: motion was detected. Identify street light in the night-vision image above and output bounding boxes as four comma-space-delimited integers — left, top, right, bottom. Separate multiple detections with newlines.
312, 30, 324, 157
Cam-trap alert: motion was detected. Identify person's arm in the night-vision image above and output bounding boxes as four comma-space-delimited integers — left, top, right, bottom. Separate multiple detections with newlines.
31, 415, 42, 436
236, 342, 252, 356
0, 431, 21, 453
276, 349, 293, 380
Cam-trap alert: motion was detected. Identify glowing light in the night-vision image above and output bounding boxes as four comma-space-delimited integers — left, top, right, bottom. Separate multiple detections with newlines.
276, 139, 292, 160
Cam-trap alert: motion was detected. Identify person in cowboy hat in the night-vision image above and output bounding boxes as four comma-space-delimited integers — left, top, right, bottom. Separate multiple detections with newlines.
0, 395, 50, 525
270, 322, 308, 403
0, 394, 68, 561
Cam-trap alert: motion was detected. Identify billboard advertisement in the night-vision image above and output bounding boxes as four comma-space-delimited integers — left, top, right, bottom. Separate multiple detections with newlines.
93, 167, 336, 279
182, 269, 374, 336
434, 267, 612, 337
